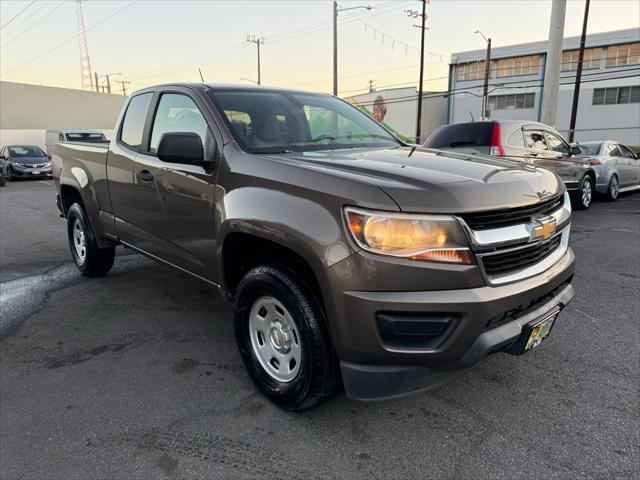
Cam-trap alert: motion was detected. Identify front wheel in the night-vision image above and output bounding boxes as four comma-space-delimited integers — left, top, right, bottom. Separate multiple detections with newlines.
67, 202, 115, 276
604, 175, 619, 202
234, 264, 340, 411
572, 175, 593, 210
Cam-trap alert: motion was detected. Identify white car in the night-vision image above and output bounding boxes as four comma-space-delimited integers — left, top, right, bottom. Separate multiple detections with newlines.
573, 141, 640, 201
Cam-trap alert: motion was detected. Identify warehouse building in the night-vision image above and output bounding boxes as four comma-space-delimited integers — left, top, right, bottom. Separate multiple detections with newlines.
447, 28, 640, 145
0, 81, 125, 152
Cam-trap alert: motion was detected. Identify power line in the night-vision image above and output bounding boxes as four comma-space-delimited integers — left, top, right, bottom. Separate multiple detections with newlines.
0, 0, 139, 79
0, 1, 67, 48
0, 0, 48, 39
125, 1, 417, 85
0, 0, 36, 30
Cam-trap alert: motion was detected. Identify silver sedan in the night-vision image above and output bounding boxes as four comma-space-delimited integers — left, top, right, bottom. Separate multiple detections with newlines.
573, 141, 640, 201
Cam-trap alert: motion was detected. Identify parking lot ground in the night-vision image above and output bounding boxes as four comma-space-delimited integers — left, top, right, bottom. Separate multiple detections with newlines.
1, 180, 639, 480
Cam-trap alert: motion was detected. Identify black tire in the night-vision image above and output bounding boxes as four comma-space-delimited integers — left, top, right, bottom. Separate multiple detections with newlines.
572, 175, 593, 210
604, 174, 619, 202
234, 264, 340, 411
6, 166, 12, 182
67, 202, 115, 276
0, 172, 5, 187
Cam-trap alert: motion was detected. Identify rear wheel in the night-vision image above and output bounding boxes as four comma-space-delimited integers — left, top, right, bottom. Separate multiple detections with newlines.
234, 264, 340, 411
604, 175, 619, 202
67, 202, 115, 276
573, 175, 593, 210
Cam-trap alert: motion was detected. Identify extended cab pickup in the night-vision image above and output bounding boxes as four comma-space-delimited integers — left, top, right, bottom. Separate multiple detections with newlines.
53, 83, 575, 410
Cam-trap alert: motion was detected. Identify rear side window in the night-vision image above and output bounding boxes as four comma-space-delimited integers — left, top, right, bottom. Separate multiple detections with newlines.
120, 93, 152, 149
506, 129, 524, 147
524, 130, 548, 150
425, 122, 495, 148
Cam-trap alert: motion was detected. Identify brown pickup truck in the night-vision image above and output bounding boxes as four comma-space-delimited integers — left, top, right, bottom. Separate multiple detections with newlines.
52, 83, 575, 410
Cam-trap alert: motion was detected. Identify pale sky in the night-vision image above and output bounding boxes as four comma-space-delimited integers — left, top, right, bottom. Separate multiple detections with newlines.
1, 0, 639, 95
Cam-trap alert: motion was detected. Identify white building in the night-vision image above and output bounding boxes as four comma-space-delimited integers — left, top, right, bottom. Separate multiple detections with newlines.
447, 28, 640, 145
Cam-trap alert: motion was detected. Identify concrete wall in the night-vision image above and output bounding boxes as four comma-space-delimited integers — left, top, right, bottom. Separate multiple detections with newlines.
0, 81, 125, 130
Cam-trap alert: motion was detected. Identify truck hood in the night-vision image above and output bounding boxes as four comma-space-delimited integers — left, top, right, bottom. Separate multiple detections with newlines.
265, 147, 563, 213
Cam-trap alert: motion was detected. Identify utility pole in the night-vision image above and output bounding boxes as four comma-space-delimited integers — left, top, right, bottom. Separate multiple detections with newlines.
246, 35, 265, 85
407, 1, 429, 143
332, 2, 374, 96
475, 30, 492, 119
94, 72, 99, 92
540, 0, 567, 127
115, 80, 131, 96
568, 0, 590, 143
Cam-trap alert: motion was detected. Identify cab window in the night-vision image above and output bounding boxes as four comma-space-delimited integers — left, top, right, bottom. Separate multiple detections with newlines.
120, 93, 153, 149
506, 129, 524, 147
149, 93, 213, 156
524, 130, 548, 150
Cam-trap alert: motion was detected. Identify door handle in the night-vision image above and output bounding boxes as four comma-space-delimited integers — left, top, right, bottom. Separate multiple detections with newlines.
528, 152, 539, 157
136, 170, 154, 182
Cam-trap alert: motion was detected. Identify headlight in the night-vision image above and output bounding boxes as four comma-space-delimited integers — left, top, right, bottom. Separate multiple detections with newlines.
344, 207, 474, 264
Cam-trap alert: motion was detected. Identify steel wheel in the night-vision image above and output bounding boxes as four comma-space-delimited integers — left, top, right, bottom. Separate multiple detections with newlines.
581, 177, 592, 208
248, 296, 302, 383
72, 217, 87, 263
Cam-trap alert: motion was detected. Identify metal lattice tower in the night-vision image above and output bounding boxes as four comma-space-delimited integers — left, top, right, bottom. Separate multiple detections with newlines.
75, 0, 94, 90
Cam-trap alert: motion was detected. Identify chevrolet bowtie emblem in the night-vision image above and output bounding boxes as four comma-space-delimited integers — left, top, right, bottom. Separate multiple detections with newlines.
531, 216, 557, 241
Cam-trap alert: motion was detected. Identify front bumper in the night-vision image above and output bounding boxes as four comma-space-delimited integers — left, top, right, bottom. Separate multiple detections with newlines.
10, 165, 53, 178
321, 246, 575, 400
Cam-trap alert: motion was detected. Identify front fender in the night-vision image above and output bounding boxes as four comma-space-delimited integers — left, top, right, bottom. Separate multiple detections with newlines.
216, 185, 354, 281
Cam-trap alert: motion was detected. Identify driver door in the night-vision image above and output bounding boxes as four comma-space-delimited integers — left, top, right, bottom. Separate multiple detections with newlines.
133, 90, 220, 282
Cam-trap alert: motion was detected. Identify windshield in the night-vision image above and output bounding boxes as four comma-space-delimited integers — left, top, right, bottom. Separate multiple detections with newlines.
575, 143, 602, 156
208, 90, 400, 153
65, 132, 107, 142
9, 146, 46, 157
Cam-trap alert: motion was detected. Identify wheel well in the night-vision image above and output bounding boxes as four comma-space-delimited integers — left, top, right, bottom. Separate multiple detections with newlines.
585, 170, 596, 185
222, 233, 323, 303
60, 185, 83, 215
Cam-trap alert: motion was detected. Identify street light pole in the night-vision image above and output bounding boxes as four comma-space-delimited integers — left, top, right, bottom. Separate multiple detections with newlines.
476, 30, 492, 119
332, 2, 374, 96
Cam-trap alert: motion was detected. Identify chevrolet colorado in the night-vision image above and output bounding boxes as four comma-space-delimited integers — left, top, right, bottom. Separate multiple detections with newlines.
52, 84, 575, 410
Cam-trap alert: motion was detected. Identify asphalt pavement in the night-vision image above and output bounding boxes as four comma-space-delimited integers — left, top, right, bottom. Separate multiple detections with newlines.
1, 179, 638, 480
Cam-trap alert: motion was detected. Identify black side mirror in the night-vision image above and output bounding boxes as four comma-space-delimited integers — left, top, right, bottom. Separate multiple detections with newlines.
570, 145, 582, 155
157, 132, 203, 165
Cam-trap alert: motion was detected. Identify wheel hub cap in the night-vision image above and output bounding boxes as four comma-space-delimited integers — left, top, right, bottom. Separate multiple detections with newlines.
73, 218, 87, 261
248, 296, 301, 383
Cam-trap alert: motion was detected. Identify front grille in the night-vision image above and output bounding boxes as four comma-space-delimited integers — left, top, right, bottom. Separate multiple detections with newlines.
481, 235, 562, 276
461, 195, 563, 230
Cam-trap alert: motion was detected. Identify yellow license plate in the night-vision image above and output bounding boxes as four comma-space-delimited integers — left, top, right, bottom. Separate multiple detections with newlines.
524, 312, 558, 352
